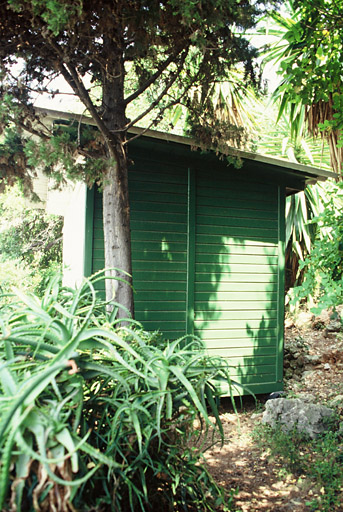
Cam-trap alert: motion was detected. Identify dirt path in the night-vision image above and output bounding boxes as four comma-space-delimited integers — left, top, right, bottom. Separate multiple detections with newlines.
206, 324, 343, 512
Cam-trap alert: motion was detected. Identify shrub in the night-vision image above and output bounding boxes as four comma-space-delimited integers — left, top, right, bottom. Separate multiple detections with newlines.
0, 185, 63, 295
0, 271, 235, 511
291, 181, 343, 314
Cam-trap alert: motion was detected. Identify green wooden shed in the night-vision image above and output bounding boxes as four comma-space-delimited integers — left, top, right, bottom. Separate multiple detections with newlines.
76, 129, 333, 395
39, 106, 332, 395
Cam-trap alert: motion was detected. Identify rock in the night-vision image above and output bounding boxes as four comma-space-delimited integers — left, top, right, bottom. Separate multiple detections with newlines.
285, 317, 295, 329
325, 332, 337, 340
296, 393, 316, 403
326, 320, 342, 333
297, 355, 306, 366
294, 311, 314, 330
304, 354, 321, 365
329, 395, 343, 406
262, 398, 334, 439
313, 309, 332, 327
323, 363, 331, 370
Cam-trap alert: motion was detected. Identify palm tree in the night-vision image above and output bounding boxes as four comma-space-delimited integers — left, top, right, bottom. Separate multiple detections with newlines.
260, 1, 343, 175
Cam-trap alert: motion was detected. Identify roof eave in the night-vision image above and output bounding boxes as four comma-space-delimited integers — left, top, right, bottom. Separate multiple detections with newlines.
35, 106, 338, 184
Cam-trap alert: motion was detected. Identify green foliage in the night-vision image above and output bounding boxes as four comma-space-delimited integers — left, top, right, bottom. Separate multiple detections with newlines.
0, 271, 237, 511
0, 127, 35, 198
0, 186, 63, 295
0, 0, 276, 190
1, 0, 278, 311
261, 0, 343, 174
291, 181, 343, 312
254, 422, 343, 511
23, 122, 110, 188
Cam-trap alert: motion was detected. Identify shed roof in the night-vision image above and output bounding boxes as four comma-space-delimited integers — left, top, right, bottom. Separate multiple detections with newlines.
36, 107, 337, 193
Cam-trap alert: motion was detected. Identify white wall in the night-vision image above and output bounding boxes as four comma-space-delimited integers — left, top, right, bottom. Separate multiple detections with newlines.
56, 182, 87, 288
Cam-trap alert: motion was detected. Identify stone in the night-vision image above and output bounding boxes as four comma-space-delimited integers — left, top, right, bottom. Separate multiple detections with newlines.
296, 393, 316, 403
329, 395, 343, 406
326, 320, 342, 333
323, 363, 331, 370
262, 398, 334, 439
294, 311, 314, 330
304, 354, 321, 365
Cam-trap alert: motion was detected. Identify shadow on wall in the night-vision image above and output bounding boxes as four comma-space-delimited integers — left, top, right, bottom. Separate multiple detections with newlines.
194, 239, 281, 395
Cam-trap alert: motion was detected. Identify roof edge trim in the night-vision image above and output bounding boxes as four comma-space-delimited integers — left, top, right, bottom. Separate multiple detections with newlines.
35, 106, 337, 182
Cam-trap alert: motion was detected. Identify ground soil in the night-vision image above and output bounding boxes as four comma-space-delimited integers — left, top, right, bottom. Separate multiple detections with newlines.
206, 323, 343, 512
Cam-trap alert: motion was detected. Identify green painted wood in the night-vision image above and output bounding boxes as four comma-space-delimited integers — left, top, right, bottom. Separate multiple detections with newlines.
277, 185, 286, 387
194, 318, 278, 329
197, 215, 277, 229
130, 210, 187, 223
132, 261, 187, 271
129, 180, 187, 195
194, 328, 277, 339
87, 136, 298, 395
84, 187, 95, 277
186, 168, 196, 336
129, 170, 188, 185
196, 253, 278, 265
196, 224, 278, 239
195, 272, 278, 283
134, 300, 186, 311
197, 195, 277, 211
195, 302, 277, 312
129, 201, 187, 214
195, 204, 278, 220
195, 282, 278, 293
196, 235, 277, 247
130, 191, 187, 204
131, 231, 187, 243
195, 310, 277, 321
203, 344, 277, 355
133, 270, 187, 281
130, 221, 188, 233
195, 291, 278, 302
196, 243, 278, 256
195, 263, 277, 273
134, 281, 186, 292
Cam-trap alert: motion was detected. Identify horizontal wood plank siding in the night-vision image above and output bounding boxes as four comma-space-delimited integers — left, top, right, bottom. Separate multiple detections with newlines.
89, 140, 286, 394
194, 168, 280, 390
93, 156, 188, 339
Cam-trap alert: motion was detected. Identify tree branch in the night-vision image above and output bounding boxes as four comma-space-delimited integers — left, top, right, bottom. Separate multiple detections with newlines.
42, 36, 116, 146
126, 70, 201, 145
125, 50, 189, 130
124, 48, 185, 106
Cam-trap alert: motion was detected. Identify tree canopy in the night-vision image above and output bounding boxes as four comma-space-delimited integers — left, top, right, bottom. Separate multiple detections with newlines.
0, 0, 275, 315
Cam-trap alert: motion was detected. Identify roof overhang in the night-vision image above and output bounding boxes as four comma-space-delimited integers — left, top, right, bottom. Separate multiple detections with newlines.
35, 107, 337, 193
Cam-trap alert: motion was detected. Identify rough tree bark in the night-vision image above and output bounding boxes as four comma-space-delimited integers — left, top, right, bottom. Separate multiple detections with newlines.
102, 147, 133, 319
101, 37, 134, 318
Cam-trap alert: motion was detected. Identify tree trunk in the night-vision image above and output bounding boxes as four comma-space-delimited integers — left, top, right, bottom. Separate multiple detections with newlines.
102, 144, 134, 320
100, 31, 134, 320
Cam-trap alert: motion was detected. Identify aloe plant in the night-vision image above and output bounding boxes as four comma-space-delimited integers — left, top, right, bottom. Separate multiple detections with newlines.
0, 271, 235, 511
